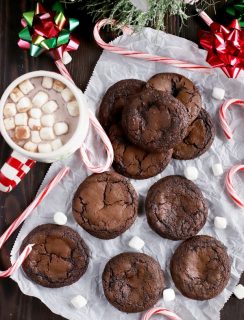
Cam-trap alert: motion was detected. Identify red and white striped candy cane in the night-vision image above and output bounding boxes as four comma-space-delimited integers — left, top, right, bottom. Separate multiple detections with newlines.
226, 165, 244, 208
219, 99, 244, 139
142, 307, 182, 320
93, 19, 212, 72
0, 166, 69, 277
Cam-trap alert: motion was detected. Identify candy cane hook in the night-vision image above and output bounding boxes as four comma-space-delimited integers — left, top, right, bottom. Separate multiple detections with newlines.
226, 165, 244, 208
142, 307, 182, 320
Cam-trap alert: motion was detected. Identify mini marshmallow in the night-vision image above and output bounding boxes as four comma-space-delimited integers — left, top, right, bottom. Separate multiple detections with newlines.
32, 91, 49, 107
4, 117, 15, 130
53, 211, 67, 225
19, 79, 34, 94
16, 140, 25, 147
212, 87, 225, 100
23, 141, 37, 153
16, 97, 32, 113
40, 127, 55, 140
29, 108, 42, 119
61, 88, 74, 102
184, 166, 199, 181
4, 103, 17, 117
163, 288, 176, 302
28, 118, 41, 130
41, 114, 55, 127
128, 236, 145, 251
62, 51, 72, 65
10, 87, 24, 102
42, 76, 53, 89
15, 113, 28, 126
38, 143, 52, 153
51, 138, 63, 151
42, 100, 58, 114
15, 126, 30, 140
31, 131, 42, 144
53, 79, 65, 92
214, 216, 227, 229
70, 295, 87, 309
54, 122, 69, 136
233, 284, 244, 299
67, 100, 79, 117
212, 163, 223, 176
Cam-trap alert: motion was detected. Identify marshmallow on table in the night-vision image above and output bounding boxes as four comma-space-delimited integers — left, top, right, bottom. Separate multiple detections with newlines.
32, 91, 49, 107
4, 118, 15, 130
212, 163, 223, 176
42, 76, 53, 89
214, 216, 227, 229
53, 211, 67, 225
70, 295, 87, 309
28, 118, 41, 130
163, 288, 176, 302
19, 79, 34, 94
51, 138, 63, 151
42, 100, 58, 114
67, 100, 79, 117
29, 108, 42, 119
128, 236, 145, 251
23, 141, 37, 153
184, 166, 199, 181
10, 87, 24, 103
31, 131, 42, 144
15, 126, 30, 140
212, 87, 225, 100
53, 80, 65, 92
38, 143, 52, 153
61, 88, 74, 102
4, 103, 17, 117
15, 113, 28, 126
62, 51, 72, 65
16, 97, 32, 113
40, 127, 55, 140
41, 114, 55, 127
233, 284, 244, 299
54, 122, 69, 136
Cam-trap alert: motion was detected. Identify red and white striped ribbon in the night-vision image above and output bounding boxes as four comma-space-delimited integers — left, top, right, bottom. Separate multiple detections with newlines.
226, 165, 244, 208
93, 19, 212, 72
219, 99, 244, 139
142, 307, 182, 320
0, 166, 69, 277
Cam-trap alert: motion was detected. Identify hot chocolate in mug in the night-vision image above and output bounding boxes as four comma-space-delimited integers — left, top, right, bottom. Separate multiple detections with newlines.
0, 71, 113, 192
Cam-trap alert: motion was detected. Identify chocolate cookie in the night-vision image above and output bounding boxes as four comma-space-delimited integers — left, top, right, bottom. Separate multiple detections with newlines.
72, 171, 138, 239
147, 73, 202, 123
20, 224, 89, 288
98, 79, 146, 132
109, 124, 173, 179
170, 235, 231, 300
121, 89, 189, 152
102, 252, 165, 313
145, 175, 208, 240
173, 108, 215, 160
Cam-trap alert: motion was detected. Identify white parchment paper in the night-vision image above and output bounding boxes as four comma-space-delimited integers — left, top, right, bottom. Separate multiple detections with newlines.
11, 28, 244, 320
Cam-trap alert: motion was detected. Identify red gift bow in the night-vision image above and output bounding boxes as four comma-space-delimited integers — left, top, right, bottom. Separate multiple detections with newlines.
199, 19, 244, 78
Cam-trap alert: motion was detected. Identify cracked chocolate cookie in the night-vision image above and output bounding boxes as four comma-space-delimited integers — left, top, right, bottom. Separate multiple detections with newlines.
98, 79, 146, 132
145, 175, 208, 240
109, 124, 173, 179
72, 171, 138, 239
170, 235, 231, 300
173, 108, 215, 160
121, 89, 189, 152
147, 73, 202, 124
20, 224, 89, 288
102, 252, 165, 313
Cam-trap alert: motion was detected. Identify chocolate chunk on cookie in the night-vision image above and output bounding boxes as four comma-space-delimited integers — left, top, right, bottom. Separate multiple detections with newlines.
102, 252, 165, 313
121, 89, 189, 152
146, 175, 208, 240
147, 73, 202, 123
173, 108, 215, 160
72, 171, 138, 239
20, 224, 89, 288
109, 124, 173, 179
98, 79, 145, 132
170, 235, 231, 300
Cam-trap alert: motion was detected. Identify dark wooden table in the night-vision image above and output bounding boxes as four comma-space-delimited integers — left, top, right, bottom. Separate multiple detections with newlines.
0, 1, 243, 319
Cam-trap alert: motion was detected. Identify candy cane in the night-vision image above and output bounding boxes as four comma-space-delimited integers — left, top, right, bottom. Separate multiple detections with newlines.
226, 165, 244, 208
198, 10, 214, 27
0, 166, 69, 278
93, 19, 211, 72
142, 307, 182, 320
219, 99, 244, 139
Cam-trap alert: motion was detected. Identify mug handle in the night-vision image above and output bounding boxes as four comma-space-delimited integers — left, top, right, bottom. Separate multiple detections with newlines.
0, 151, 36, 192
80, 110, 114, 173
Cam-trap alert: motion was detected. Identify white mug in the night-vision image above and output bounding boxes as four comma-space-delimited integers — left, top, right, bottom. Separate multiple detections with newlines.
0, 71, 113, 192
